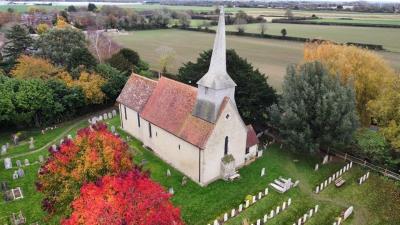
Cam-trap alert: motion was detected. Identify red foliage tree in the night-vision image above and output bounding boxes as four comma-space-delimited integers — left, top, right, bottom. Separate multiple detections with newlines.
62, 169, 184, 225
36, 123, 133, 217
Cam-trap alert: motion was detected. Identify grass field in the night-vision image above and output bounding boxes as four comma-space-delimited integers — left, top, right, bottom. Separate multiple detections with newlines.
213, 23, 400, 52
2, 114, 399, 225
109, 29, 400, 91
312, 18, 400, 26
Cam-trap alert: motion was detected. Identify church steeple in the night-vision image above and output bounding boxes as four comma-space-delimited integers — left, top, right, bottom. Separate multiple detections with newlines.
197, 6, 236, 89
193, 6, 237, 123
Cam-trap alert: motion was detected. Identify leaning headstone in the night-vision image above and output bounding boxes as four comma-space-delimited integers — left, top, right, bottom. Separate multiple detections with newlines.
16, 160, 21, 168
366, 172, 370, 179
24, 159, 30, 166
108, 112, 112, 119
260, 167, 265, 177
111, 126, 116, 133
343, 206, 353, 220
245, 200, 250, 208
29, 137, 35, 150
4, 158, 12, 169
293, 180, 300, 187
166, 169, 171, 177
17, 168, 24, 177
322, 155, 329, 164
38, 155, 44, 163
314, 163, 319, 171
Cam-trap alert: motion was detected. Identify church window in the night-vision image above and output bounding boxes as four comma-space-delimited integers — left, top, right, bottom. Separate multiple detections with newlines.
149, 123, 152, 138
245, 147, 249, 154
224, 136, 229, 155
137, 112, 141, 127
124, 106, 127, 120
225, 114, 230, 119
178, 144, 181, 150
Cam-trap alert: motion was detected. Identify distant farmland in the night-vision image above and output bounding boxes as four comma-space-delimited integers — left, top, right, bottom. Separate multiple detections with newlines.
109, 29, 400, 91
211, 23, 400, 52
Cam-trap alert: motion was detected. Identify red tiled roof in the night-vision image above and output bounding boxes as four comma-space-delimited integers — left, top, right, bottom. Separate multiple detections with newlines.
140, 77, 214, 148
116, 74, 157, 112
246, 125, 259, 148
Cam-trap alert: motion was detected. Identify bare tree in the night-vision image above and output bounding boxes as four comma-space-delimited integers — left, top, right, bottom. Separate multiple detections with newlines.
156, 46, 176, 76
259, 20, 267, 36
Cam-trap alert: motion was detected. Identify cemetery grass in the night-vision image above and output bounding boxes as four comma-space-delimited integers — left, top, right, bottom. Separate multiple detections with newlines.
109, 29, 400, 92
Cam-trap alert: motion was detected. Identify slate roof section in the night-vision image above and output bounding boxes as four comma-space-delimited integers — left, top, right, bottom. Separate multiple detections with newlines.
246, 125, 259, 148
140, 77, 215, 149
116, 74, 157, 112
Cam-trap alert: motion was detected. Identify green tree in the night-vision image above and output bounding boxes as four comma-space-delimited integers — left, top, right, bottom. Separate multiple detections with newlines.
178, 49, 277, 130
1, 24, 33, 71
67, 5, 77, 12
95, 63, 128, 102
106, 48, 140, 74
67, 48, 98, 71
269, 62, 358, 153
281, 28, 287, 37
0, 75, 16, 125
35, 28, 87, 67
354, 129, 392, 167
88, 3, 97, 12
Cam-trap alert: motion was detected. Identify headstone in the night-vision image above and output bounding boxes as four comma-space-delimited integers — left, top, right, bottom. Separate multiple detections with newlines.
359, 177, 363, 185
263, 214, 268, 223
231, 209, 235, 217
350, 161, 353, 168
239, 204, 243, 212
309, 209, 313, 217
252, 195, 256, 203
316, 186, 319, 193
213, 220, 219, 225
16, 160, 22, 167
337, 217, 342, 224
269, 209, 274, 218
103, 113, 108, 120
260, 167, 265, 176
60, 138, 64, 145
258, 192, 262, 200
320, 183, 324, 191
245, 200, 249, 208
67, 134, 72, 140
181, 176, 187, 186
264, 188, 269, 195
223, 213, 228, 221
282, 201, 286, 210
293, 180, 300, 187
1, 181, 8, 191
347, 164, 350, 170
168, 187, 174, 195
303, 214, 307, 222
38, 155, 44, 163
324, 180, 328, 187
336, 171, 339, 178
329, 177, 332, 184
366, 172, 370, 179
1, 145, 7, 155
24, 159, 30, 166
256, 219, 260, 225
297, 218, 302, 225
4, 158, 12, 169
314, 163, 319, 171
288, 198, 292, 206
108, 112, 112, 119
13, 171, 19, 180
166, 169, 171, 177
99, 115, 103, 121
315, 205, 319, 213
112, 109, 117, 117
343, 206, 353, 220
322, 155, 329, 164
17, 168, 24, 177
111, 126, 116, 133
257, 150, 263, 157
276, 206, 280, 214
29, 137, 35, 150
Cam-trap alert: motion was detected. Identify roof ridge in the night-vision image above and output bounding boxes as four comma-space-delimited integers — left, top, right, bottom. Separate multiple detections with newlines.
131, 73, 158, 84
160, 76, 197, 91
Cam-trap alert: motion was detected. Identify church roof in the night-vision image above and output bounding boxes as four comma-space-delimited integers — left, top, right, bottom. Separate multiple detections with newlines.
197, 6, 236, 90
246, 125, 259, 148
116, 74, 157, 112
140, 77, 215, 149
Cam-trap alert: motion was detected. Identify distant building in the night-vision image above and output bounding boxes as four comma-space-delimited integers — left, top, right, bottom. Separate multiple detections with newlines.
117, 7, 260, 186
20, 13, 54, 27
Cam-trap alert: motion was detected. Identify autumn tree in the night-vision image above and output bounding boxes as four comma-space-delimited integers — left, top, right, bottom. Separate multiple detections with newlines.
62, 170, 184, 225
10, 55, 59, 79
55, 16, 69, 29
36, 124, 133, 217
60, 71, 106, 104
304, 42, 396, 125
269, 62, 358, 153
36, 23, 49, 35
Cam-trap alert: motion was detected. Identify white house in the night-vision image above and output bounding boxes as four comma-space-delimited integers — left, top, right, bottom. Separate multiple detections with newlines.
117, 7, 260, 186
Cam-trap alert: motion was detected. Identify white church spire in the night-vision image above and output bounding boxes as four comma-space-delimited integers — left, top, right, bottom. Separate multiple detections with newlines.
197, 6, 236, 90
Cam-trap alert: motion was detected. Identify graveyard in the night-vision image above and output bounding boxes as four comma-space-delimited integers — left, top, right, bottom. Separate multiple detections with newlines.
0, 113, 399, 225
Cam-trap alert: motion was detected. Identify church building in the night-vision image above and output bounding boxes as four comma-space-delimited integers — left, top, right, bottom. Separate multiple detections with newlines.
117, 7, 260, 186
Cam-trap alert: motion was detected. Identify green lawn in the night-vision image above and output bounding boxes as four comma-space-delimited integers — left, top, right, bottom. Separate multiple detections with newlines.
109, 29, 400, 92
1, 115, 399, 225
213, 23, 400, 52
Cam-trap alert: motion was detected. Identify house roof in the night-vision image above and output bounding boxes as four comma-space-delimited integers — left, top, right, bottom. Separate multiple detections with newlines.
140, 77, 215, 149
246, 125, 259, 148
116, 74, 157, 112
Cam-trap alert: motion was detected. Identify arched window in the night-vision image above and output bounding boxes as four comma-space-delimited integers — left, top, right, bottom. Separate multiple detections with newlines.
224, 136, 229, 155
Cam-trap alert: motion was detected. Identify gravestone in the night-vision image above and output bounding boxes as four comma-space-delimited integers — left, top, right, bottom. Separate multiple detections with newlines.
181, 176, 187, 186
309, 209, 313, 217
239, 204, 243, 212
223, 213, 228, 221
315, 186, 319, 193
264, 188, 269, 195
166, 169, 171, 177
263, 214, 268, 223
0, 181, 8, 191
366, 172, 370, 179
38, 155, 44, 163
112, 109, 117, 117
245, 200, 250, 208
60, 138, 64, 145
314, 163, 319, 171
303, 214, 307, 222
4, 158, 12, 169
67, 134, 72, 140
322, 155, 329, 164
108, 112, 112, 119
256, 219, 260, 225
343, 206, 353, 220
16, 160, 21, 168
213, 220, 219, 225
1, 145, 7, 155
252, 195, 256, 203
260, 167, 265, 177
293, 180, 300, 187
29, 137, 35, 150
231, 209, 235, 217
52, 144, 57, 152
13, 171, 19, 180
315, 205, 319, 213
276, 206, 280, 214
99, 115, 103, 121
297, 218, 302, 225
24, 159, 30, 166
350, 161, 353, 168
288, 198, 292, 205
12, 134, 19, 145
269, 209, 274, 218
258, 192, 262, 200
111, 126, 116, 133
17, 168, 24, 177
282, 201, 286, 210
103, 113, 108, 120
168, 187, 174, 195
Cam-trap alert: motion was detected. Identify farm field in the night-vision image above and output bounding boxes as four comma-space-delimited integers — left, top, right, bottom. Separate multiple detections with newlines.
212, 23, 400, 52
1, 114, 399, 225
109, 29, 400, 90
311, 18, 400, 26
